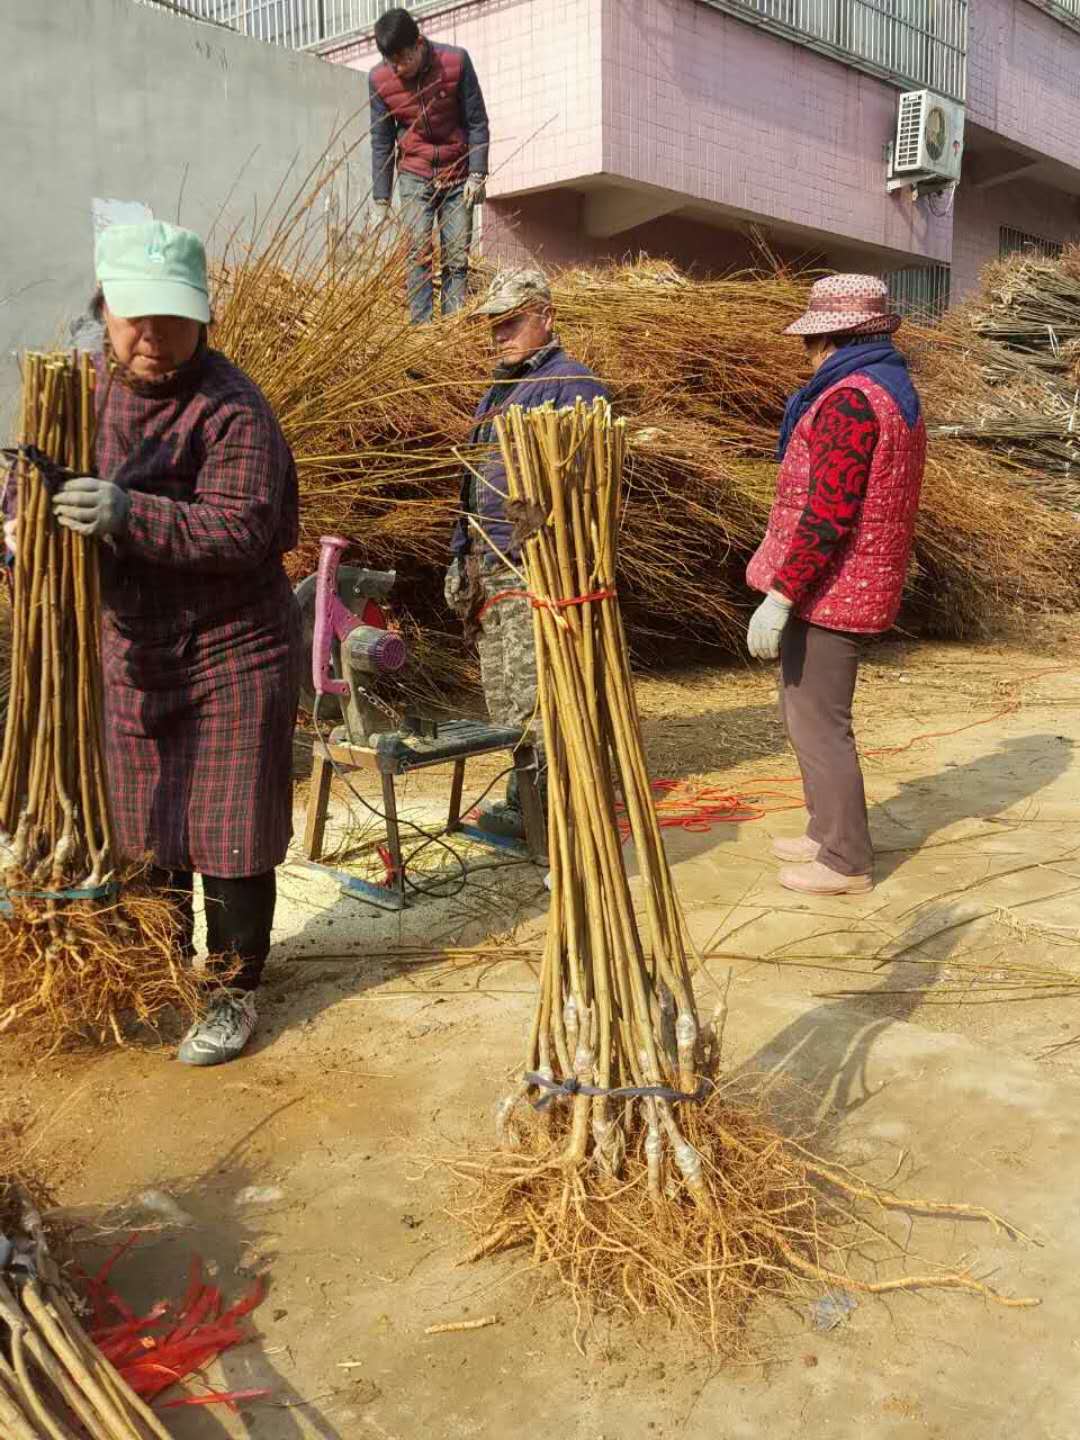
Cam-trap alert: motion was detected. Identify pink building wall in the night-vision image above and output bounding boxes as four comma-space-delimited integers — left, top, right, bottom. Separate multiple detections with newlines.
327, 0, 950, 270
328, 0, 606, 195
951, 176, 1080, 299
600, 0, 950, 263
968, 0, 1080, 170
324, 0, 1080, 297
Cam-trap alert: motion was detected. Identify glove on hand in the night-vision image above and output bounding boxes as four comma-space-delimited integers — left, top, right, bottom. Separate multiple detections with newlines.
3, 519, 16, 557
746, 590, 793, 660
463, 174, 487, 208
443, 557, 468, 612
53, 477, 130, 539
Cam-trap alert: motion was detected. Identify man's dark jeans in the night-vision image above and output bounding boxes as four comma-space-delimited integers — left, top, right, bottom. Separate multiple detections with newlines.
397, 173, 473, 324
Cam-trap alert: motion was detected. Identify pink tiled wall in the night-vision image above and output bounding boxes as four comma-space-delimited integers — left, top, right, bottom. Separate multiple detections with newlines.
967, 0, 1080, 171
325, 0, 950, 268
600, 0, 951, 264
327, 0, 605, 195
951, 177, 1080, 299
481, 190, 811, 270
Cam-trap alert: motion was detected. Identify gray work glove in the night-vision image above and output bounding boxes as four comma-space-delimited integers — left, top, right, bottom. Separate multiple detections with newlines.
52, 476, 130, 539
747, 590, 793, 660
443, 556, 468, 612
463, 174, 487, 208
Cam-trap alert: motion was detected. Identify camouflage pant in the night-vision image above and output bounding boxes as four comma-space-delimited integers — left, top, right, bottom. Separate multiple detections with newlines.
476, 569, 543, 747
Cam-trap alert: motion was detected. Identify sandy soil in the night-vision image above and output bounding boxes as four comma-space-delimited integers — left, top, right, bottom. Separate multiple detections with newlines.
5, 624, 1080, 1439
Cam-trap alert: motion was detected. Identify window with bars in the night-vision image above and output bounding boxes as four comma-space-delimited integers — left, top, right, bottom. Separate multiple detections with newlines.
701, 0, 968, 101
999, 227, 1064, 261
136, 0, 968, 84
885, 263, 951, 320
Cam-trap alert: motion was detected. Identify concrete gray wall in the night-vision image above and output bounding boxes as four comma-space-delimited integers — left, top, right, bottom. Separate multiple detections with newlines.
0, 0, 370, 429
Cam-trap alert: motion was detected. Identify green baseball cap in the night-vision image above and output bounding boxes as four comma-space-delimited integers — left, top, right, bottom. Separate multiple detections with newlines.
95, 221, 211, 323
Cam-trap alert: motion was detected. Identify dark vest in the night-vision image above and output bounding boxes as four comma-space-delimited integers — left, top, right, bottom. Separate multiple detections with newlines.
370, 42, 468, 185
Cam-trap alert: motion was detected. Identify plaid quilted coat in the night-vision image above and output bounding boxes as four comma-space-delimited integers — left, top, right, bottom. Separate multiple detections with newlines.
94, 345, 302, 877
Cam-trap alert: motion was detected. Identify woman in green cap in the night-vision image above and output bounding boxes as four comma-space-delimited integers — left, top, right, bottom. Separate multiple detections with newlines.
43, 220, 300, 1066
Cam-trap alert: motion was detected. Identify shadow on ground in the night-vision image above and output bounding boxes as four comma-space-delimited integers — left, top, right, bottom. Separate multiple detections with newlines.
70, 1102, 341, 1439
869, 731, 1073, 881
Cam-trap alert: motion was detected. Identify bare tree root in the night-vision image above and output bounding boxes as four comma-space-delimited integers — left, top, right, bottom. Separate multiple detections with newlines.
448, 1095, 1038, 1354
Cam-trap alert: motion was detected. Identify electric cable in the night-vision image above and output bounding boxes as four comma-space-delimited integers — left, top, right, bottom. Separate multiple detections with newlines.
311, 696, 543, 900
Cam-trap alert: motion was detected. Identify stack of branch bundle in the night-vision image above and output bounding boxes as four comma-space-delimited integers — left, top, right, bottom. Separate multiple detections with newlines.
209, 189, 1080, 675
0, 1178, 175, 1440
451, 399, 1036, 1347
0, 353, 199, 1047
918, 247, 1080, 505
971, 246, 1080, 376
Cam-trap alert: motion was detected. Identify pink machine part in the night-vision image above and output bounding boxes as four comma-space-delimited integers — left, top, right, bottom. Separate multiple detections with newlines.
312, 534, 406, 698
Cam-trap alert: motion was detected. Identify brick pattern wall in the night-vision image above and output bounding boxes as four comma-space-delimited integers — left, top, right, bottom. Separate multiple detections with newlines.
967, 0, 1080, 171
325, 0, 951, 267
600, 0, 951, 262
951, 177, 1080, 299
327, 0, 605, 195
481, 190, 812, 270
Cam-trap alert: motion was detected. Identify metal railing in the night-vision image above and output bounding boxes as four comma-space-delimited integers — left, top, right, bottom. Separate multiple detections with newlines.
702, 0, 967, 101
133, 0, 469, 49
1000, 227, 1064, 261
137, 0, 968, 88
1030, 0, 1080, 30
885, 262, 951, 319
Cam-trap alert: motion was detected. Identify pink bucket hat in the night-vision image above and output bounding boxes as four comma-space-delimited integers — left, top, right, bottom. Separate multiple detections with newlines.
784, 274, 901, 337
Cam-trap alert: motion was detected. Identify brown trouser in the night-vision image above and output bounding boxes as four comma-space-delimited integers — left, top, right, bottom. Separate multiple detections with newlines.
779, 618, 873, 877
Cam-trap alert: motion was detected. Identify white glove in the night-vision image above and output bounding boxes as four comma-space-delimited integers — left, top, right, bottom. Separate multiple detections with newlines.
463, 174, 487, 208
747, 591, 793, 660
3, 519, 15, 557
53, 476, 131, 539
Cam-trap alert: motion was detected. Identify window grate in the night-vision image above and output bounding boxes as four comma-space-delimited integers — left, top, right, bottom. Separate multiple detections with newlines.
885, 263, 951, 320
999, 228, 1064, 261
131, 0, 968, 92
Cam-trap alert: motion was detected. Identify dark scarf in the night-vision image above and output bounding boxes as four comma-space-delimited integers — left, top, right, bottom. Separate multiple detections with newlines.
776, 339, 921, 460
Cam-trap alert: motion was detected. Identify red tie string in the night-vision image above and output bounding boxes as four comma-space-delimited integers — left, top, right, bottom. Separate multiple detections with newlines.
476, 587, 616, 622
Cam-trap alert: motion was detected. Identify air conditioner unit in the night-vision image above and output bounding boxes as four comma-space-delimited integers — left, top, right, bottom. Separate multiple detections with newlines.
888, 90, 965, 190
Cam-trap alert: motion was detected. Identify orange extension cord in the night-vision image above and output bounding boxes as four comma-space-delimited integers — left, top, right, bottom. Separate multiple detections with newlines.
634, 663, 1071, 839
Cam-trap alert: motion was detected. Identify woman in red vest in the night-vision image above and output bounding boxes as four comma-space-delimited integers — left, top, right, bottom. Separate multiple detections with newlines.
746, 275, 926, 896
369, 8, 489, 325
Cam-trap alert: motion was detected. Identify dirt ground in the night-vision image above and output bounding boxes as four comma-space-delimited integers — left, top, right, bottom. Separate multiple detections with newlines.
5, 625, 1080, 1439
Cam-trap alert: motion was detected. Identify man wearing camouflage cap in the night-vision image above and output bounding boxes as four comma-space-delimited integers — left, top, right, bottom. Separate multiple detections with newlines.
446, 269, 608, 838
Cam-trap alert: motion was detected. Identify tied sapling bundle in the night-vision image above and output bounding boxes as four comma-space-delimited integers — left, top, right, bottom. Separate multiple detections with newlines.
0, 353, 199, 1046
452, 399, 1037, 1350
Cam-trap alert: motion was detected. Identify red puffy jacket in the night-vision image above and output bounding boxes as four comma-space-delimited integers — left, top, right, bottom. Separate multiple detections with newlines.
369, 42, 490, 200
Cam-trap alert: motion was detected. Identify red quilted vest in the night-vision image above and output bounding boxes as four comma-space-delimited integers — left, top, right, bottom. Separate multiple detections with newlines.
746, 375, 927, 634
370, 42, 468, 185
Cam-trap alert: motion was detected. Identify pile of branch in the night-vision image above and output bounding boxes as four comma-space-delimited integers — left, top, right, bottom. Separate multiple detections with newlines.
972, 248, 1080, 375
208, 174, 1080, 691
0, 353, 199, 1047
0, 1179, 176, 1440
921, 247, 1080, 501
450, 399, 1037, 1348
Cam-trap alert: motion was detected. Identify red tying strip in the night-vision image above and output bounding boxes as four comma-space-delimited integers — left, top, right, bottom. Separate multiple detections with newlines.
476, 588, 615, 622
86, 1237, 268, 1408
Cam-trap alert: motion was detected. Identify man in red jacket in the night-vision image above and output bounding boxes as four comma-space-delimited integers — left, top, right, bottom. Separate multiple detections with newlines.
369, 8, 490, 324
746, 275, 926, 897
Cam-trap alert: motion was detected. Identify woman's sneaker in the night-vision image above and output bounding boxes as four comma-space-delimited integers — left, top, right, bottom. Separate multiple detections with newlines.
178, 990, 258, 1067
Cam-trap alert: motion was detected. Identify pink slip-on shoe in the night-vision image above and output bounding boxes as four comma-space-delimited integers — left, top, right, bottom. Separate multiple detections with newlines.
771, 834, 821, 863
778, 860, 873, 895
